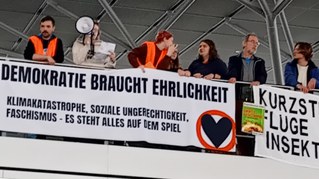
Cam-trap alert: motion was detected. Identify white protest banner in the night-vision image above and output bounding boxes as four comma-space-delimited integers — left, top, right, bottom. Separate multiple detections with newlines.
254, 85, 319, 168
0, 60, 236, 152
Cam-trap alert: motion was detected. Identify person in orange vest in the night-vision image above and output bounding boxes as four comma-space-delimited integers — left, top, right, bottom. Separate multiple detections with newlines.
128, 30, 182, 73
24, 15, 64, 65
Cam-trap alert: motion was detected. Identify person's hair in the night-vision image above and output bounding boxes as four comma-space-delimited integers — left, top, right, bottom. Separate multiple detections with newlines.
198, 39, 219, 60
155, 30, 173, 43
168, 54, 180, 72
40, 15, 55, 26
294, 42, 313, 61
243, 33, 258, 43
242, 33, 258, 49
93, 20, 101, 39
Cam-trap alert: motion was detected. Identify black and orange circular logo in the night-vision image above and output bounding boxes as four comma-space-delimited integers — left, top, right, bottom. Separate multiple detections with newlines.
196, 110, 236, 152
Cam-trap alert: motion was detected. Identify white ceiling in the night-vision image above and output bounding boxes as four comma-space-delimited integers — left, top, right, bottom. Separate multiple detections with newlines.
1, 0, 319, 84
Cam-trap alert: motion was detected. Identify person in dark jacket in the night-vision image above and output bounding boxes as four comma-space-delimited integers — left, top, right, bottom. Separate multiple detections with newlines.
228, 33, 267, 85
227, 33, 267, 157
285, 42, 319, 93
179, 39, 227, 80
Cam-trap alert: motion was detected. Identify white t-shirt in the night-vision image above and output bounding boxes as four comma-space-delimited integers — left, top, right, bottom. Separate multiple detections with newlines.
297, 64, 308, 86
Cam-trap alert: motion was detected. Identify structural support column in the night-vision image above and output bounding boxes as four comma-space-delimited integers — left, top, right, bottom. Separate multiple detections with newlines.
258, 0, 292, 85
264, 15, 283, 84
275, 0, 294, 56
278, 12, 294, 55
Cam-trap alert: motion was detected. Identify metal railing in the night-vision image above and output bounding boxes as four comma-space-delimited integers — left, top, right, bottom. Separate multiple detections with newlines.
0, 57, 316, 156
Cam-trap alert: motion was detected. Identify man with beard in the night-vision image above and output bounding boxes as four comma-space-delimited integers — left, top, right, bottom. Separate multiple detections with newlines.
24, 16, 64, 65
227, 33, 267, 156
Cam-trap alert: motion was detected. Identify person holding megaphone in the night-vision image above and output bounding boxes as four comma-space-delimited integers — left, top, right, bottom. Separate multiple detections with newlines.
72, 17, 116, 68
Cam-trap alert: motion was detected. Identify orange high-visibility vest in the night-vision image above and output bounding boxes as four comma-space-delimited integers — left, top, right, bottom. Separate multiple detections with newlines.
140, 41, 168, 69
29, 36, 58, 57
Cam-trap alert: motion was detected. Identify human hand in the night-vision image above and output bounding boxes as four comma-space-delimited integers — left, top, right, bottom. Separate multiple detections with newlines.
297, 84, 309, 93
167, 44, 178, 57
178, 69, 191, 77
193, 73, 203, 78
308, 78, 316, 90
108, 51, 116, 62
47, 56, 56, 65
138, 65, 145, 73
171, 50, 178, 60
251, 81, 260, 86
204, 73, 214, 80
228, 77, 236, 83
214, 74, 221, 79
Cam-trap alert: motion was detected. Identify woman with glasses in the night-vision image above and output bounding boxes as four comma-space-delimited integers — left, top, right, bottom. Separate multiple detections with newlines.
284, 42, 319, 93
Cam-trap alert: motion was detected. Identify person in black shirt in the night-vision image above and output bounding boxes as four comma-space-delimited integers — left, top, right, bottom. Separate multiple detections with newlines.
24, 15, 64, 65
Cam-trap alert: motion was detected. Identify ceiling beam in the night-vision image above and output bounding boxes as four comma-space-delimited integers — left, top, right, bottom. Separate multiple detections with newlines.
146, 0, 186, 39
46, 0, 132, 50
98, 0, 136, 49
273, 0, 293, 17
0, 21, 29, 40
312, 41, 319, 54
0, 48, 24, 58
96, 0, 119, 20
236, 0, 265, 18
180, 5, 245, 56
160, 0, 196, 30
225, 21, 291, 59
135, 13, 169, 44
180, 18, 226, 55
11, 0, 48, 51
46, 0, 77, 19
115, 0, 190, 62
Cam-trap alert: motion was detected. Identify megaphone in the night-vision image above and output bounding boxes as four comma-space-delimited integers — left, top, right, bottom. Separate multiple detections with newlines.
75, 16, 94, 34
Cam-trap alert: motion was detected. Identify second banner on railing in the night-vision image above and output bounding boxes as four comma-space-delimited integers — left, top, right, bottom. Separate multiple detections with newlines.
254, 85, 319, 168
